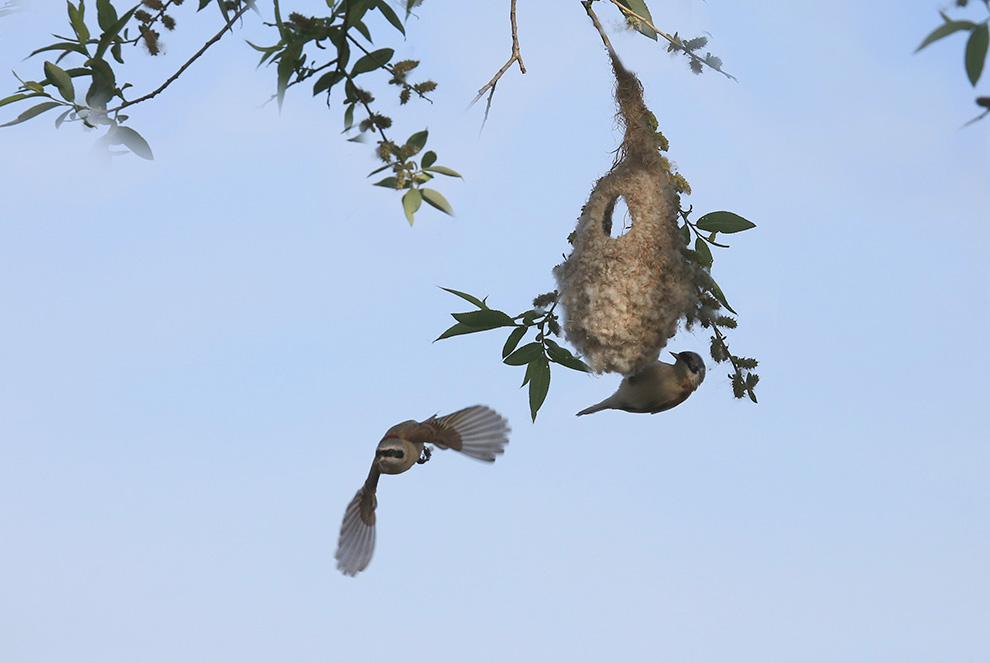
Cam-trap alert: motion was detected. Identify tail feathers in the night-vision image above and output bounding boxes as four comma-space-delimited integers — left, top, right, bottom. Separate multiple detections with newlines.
576, 398, 612, 416
435, 405, 510, 462
335, 486, 377, 577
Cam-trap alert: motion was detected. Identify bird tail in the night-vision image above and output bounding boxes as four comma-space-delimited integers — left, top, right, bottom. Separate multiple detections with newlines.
576, 399, 609, 416
335, 485, 377, 577
433, 405, 510, 462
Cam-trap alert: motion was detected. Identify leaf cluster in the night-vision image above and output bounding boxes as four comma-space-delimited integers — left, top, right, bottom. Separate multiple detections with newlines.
0, 0, 178, 159
370, 130, 461, 224
248, 0, 452, 222
436, 288, 590, 422
678, 208, 759, 403
917, 1, 990, 123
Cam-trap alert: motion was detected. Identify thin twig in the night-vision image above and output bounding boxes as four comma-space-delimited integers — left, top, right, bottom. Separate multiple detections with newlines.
470, 0, 526, 123
108, 2, 253, 112
581, 0, 615, 54
605, 0, 735, 80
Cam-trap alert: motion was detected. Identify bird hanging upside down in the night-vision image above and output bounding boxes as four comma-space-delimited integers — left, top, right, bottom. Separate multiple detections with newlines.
335, 405, 511, 577
576, 351, 706, 416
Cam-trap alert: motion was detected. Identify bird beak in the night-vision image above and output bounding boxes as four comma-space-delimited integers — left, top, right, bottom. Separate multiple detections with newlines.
670, 351, 681, 361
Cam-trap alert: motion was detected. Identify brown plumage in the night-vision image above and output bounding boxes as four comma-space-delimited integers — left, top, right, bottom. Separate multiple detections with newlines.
335, 405, 511, 577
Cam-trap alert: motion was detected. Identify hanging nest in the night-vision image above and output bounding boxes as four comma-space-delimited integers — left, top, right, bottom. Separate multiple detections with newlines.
554, 53, 700, 376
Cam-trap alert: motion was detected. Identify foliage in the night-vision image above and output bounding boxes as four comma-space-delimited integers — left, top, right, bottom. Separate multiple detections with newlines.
0, 0, 456, 221
2, 0, 757, 420
917, 0, 990, 123
679, 209, 759, 404
609, 0, 735, 80
436, 288, 590, 422
438, 209, 759, 419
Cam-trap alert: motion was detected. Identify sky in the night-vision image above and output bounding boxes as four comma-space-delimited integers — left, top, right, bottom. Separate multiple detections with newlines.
1, 1, 988, 661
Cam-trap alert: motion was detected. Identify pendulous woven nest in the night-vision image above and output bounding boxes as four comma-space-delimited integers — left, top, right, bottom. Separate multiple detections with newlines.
554, 53, 698, 376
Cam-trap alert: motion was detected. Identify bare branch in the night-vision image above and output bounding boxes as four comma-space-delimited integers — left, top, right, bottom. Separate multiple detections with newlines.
582, 0, 615, 54
470, 0, 526, 124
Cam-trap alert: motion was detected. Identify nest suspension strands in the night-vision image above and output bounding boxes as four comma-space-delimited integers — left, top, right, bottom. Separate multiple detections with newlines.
555, 53, 700, 376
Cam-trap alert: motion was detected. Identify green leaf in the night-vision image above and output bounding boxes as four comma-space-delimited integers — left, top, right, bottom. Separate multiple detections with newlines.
915, 18, 976, 52
421, 188, 453, 215
351, 19, 372, 42
1, 101, 62, 127
502, 326, 527, 359
452, 309, 516, 330
96, 0, 117, 31
373, 176, 399, 188
679, 223, 691, 245
966, 24, 989, 86
44, 61, 75, 103
95, 6, 137, 60
30, 42, 90, 59
424, 165, 462, 178
527, 356, 551, 421
277, 42, 303, 111
707, 277, 736, 315
198, 0, 211, 10
109, 125, 154, 160
421, 150, 437, 168
0, 92, 43, 108
55, 108, 72, 128
313, 70, 345, 96
343, 103, 355, 131
68, 1, 91, 45
405, 129, 428, 154
435, 322, 479, 341
84, 57, 116, 110
504, 342, 544, 366
545, 339, 590, 372
351, 48, 394, 76
375, 0, 405, 34
694, 237, 713, 268
696, 211, 756, 234
402, 188, 421, 225
617, 0, 657, 40
440, 287, 487, 309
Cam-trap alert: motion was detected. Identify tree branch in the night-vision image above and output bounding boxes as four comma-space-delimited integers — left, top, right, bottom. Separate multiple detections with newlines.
605, 0, 735, 80
108, 2, 253, 113
470, 0, 526, 123
582, 0, 615, 54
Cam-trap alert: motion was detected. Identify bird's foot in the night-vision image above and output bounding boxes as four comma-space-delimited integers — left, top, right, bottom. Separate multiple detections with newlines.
417, 446, 432, 464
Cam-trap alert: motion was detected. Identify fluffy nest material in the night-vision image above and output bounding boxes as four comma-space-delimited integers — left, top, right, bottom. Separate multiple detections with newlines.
554, 53, 698, 376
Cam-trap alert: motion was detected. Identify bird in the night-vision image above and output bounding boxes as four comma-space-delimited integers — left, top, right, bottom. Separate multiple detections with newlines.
335, 405, 511, 577
576, 351, 706, 416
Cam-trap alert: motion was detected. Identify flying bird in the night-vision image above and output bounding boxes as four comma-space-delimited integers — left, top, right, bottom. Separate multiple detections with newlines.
576, 351, 706, 416
335, 405, 511, 576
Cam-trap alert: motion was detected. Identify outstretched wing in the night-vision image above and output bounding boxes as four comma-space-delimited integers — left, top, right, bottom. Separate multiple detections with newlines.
335, 467, 380, 577
421, 405, 511, 462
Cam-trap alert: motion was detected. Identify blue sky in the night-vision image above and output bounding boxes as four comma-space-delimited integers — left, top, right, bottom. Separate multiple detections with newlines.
1, 1, 988, 661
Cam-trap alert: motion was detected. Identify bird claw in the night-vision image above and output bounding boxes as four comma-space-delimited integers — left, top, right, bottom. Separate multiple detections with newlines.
417, 446, 432, 464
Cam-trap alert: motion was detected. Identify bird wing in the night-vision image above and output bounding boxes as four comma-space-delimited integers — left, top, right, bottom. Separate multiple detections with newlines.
414, 405, 510, 462
335, 465, 381, 577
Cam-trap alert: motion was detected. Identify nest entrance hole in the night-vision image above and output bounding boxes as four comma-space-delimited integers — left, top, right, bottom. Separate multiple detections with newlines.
602, 195, 632, 239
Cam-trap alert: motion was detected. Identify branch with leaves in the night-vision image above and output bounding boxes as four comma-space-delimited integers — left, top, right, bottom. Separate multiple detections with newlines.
678, 209, 759, 403
606, 0, 735, 80
436, 288, 590, 422
916, 1, 990, 124
0, 0, 255, 160
0, 0, 461, 221
437, 208, 759, 420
